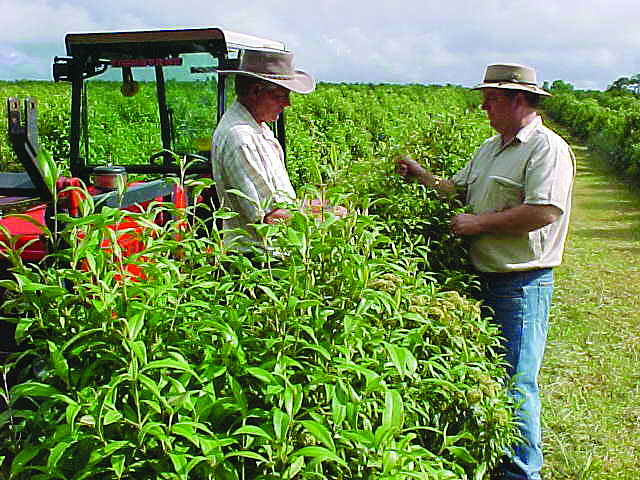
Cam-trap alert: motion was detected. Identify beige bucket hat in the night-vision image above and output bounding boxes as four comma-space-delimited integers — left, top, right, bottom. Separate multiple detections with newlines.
217, 48, 315, 94
473, 63, 551, 96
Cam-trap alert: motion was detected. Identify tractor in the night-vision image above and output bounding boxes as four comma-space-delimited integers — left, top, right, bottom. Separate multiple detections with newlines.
1, 27, 291, 358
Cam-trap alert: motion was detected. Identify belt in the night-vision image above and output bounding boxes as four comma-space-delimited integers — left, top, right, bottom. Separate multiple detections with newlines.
476, 267, 552, 279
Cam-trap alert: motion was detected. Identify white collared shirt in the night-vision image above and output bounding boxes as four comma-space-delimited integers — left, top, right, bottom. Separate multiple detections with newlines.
212, 99, 295, 249
452, 116, 576, 272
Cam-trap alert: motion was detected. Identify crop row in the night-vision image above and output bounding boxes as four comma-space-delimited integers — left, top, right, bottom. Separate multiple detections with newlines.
0, 81, 516, 479
543, 87, 640, 179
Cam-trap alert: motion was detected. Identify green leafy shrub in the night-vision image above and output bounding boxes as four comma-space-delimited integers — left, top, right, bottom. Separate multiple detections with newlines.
544, 88, 640, 182
1, 81, 519, 478
0, 181, 517, 479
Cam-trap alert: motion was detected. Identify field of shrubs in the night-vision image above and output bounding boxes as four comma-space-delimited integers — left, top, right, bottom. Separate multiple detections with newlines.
543, 82, 640, 180
0, 79, 519, 479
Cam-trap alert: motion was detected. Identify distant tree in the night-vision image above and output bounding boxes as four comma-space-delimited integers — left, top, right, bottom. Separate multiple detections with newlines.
550, 80, 574, 93
608, 74, 640, 94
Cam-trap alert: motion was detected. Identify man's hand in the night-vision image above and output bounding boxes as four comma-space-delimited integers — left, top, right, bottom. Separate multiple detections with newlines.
450, 213, 485, 236
306, 198, 348, 219
332, 205, 348, 218
264, 208, 292, 224
395, 154, 456, 195
394, 154, 428, 180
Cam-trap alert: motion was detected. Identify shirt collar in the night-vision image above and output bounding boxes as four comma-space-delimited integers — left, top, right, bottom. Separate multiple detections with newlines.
231, 99, 260, 129
496, 115, 541, 153
232, 99, 276, 138
514, 115, 542, 143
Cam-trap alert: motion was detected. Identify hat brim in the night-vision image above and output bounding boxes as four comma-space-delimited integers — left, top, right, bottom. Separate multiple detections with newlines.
215, 68, 316, 94
472, 82, 551, 96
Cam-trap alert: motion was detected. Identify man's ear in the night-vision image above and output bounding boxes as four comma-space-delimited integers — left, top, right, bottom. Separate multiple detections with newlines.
248, 82, 263, 98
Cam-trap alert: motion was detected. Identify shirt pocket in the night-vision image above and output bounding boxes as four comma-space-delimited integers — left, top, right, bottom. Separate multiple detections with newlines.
489, 176, 524, 212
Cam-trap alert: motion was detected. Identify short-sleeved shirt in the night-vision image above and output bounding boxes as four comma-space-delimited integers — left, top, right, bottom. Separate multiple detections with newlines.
451, 115, 575, 272
211, 99, 295, 249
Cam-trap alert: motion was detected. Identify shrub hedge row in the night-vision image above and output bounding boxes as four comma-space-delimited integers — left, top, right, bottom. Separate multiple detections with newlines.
0, 81, 518, 479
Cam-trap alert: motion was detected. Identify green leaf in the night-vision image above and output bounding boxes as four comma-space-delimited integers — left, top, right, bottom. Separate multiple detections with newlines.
382, 446, 399, 474
215, 460, 241, 480
10, 381, 59, 401
199, 435, 237, 457
299, 341, 331, 361
14, 316, 34, 343
293, 446, 347, 467
169, 453, 209, 479
343, 313, 359, 337
224, 450, 270, 466
37, 147, 58, 195
245, 366, 276, 385
11, 272, 64, 295
227, 188, 258, 205
284, 383, 302, 418
373, 425, 394, 450
111, 454, 126, 479
309, 158, 323, 185
138, 373, 171, 410
283, 455, 305, 480
48, 340, 69, 386
474, 462, 488, 480
142, 357, 200, 381
130, 340, 147, 366
331, 393, 347, 426
232, 425, 274, 441
385, 343, 418, 377
89, 441, 133, 465
126, 312, 145, 341
47, 440, 73, 473
102, 408, 123, 425
300, 420, 335, 451
172, 421, 214, 440
141, 422, 169, 443
383, 389, 404, 433
257, 284, 283, 306
11, 444, 44, 476
445, 445, 478, 466
169, 452, 187, 478
273, 407, 289, 441
340, 429, 374, 448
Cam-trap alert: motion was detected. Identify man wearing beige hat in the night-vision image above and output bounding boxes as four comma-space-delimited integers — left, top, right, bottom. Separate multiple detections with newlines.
396, 63, 575, 480
212, 48, 333, 251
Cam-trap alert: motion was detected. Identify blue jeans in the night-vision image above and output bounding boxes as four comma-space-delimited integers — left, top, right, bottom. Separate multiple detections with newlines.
478, 268, 553, 480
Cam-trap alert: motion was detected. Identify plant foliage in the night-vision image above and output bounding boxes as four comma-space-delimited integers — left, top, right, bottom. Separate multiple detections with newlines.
1, 81, 518, 479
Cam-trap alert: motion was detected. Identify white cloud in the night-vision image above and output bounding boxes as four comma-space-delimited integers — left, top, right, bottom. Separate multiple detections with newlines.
0, 0, 96, 43
0, 0, 639, 89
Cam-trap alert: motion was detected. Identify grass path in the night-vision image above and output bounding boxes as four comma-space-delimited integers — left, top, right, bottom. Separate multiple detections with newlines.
540, 126, 640, 479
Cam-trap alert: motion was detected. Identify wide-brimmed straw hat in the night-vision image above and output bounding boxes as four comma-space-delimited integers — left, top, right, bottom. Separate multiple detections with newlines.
473, 63, 551, 96
216, 48, 315, 94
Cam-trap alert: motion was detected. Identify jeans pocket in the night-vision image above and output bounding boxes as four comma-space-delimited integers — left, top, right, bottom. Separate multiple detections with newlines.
484, 280, 524, 300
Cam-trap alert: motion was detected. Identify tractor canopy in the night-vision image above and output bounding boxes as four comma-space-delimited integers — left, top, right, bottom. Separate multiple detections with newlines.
52, 27, 289, 182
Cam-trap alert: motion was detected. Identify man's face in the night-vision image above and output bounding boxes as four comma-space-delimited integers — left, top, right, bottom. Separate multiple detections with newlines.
253, 83, 291, 123
481, 88, 518, 134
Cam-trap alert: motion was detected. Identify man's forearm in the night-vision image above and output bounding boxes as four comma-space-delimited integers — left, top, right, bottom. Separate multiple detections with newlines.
451, 204, 562, 236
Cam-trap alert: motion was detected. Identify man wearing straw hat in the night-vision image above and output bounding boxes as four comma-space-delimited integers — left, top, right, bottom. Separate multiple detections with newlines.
396, 63, 575, 480
211, 48, 326, 251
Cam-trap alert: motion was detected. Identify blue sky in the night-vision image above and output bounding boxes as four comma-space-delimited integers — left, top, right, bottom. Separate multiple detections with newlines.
2, 0, 639, 90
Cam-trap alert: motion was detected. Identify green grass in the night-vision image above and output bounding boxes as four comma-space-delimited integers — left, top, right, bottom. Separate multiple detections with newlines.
540, 129, 640, 479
